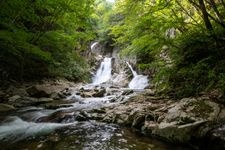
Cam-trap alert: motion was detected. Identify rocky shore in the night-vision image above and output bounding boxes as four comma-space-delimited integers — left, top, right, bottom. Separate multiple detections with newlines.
0, 80, 225, 149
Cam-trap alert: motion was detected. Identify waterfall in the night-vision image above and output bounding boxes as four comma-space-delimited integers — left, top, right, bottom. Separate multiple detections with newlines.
93, 57, 112, 84
126, 62, 138, 77
126, 62, 149, 89
91, 42, 99, 51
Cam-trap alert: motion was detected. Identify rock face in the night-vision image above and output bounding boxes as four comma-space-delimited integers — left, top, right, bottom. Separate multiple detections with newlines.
80, 87, 106, 98
102, 93, 221, 143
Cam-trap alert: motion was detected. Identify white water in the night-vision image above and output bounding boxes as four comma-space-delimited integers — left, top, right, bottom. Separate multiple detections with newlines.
0, 116, 73, 142
90, 42, 99, 51
93, 57, 112, 84
127, 62, 149, 89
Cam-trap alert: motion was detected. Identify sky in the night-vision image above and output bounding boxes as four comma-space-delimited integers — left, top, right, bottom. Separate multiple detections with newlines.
106, 0, 115, 3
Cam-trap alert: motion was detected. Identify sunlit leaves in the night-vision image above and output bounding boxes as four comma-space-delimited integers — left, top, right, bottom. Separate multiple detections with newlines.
0, 0, 95, 81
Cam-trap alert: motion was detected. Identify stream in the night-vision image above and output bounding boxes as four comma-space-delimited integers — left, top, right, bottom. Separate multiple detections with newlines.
0, 56, 190, 150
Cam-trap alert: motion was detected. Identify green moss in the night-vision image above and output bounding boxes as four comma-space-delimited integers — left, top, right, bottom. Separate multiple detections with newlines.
176, 117, 195, 125
188, 101, 213, 118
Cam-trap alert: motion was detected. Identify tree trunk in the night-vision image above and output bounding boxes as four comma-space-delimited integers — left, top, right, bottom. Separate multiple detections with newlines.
198, 0, 213, 31
209, 0, 225, 28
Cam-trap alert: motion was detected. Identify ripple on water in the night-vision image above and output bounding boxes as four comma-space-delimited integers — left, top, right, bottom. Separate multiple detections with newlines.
0, 120, 191, 150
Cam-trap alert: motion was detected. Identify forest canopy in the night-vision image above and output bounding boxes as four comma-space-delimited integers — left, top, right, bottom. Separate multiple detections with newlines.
106, 0, 225, 98
0, 0, 95, 81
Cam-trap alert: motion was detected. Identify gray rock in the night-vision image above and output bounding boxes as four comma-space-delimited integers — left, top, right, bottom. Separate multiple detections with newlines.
92, 88, 106, 97
132, 114, 146, 128
26, 85, 50, 98
121, 90, 134, 96
103, 96, 221, 143
0, 103, 16, 112
50, 92, 61, 100
10, 96, 54, 107
144, 121, 206, 143
80, 87, 106, 98
12, 88, 28, 97
8, 95, 21, 102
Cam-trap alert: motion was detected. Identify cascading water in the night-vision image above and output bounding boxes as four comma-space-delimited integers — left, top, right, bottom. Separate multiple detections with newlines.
127, 62, 149, 89
0, 116, 72, 142
90, 42, 99, 51
93, 57, 112, 84
0, 58, 189, 150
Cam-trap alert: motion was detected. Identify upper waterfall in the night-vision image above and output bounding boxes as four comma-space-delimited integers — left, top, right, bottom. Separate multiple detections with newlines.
91, 42, 99, 51
127, 62, 149, 89
93, 57, 112, 84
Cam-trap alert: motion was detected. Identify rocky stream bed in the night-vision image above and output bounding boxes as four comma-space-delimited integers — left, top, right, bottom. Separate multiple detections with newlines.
0, 79, 225, 150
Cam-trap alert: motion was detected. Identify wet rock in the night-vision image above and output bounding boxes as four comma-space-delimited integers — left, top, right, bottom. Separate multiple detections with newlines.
132, 114, 146, 129
80, 92, 93, 98
37, 111, 76, 123
92, 88, 106, 97
50, 92, 61, 100
206, 124, 225, 149
89, 113, 105, 120
110, 73, 129, 87
38, 98, 54, 104
12, 88, 28, 97
109, 96, 125, 103
37, 110, 88, 123
9, 96, 54, 107
60, 88, 72, 97
80, 87, 106, 98
8, 95, 21, 102
0, 103, 16, 112
75, 112, 88, 121
121, 90, 134, 96
90, 108, 106, 114
27, 85, 50, 98
40, 100, 74, 109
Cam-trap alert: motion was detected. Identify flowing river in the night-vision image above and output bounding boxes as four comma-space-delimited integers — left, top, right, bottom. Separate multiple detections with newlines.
0, 57, 190, 150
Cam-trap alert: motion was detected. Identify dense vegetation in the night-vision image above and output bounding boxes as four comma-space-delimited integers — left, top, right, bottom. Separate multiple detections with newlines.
1, 0, 225, 100
103, 0, 225, 99
0, 0, 95, 82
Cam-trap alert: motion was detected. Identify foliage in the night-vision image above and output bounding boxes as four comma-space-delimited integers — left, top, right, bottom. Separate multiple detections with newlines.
168, 28, 225, 98
91, 0, 117, 46
0, 0, 95, 82
108, 0, 225, 98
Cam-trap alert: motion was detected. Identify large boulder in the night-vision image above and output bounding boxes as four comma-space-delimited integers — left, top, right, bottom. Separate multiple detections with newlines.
26, 85, 51, 98
80, 87, 106, 98
103, 94, 221, 143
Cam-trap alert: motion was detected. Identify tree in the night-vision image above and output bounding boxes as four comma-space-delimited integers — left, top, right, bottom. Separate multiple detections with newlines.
0, 0, 95, 81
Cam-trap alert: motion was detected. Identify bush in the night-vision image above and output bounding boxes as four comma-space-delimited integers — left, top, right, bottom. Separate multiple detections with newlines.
166, 28, 225, 98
